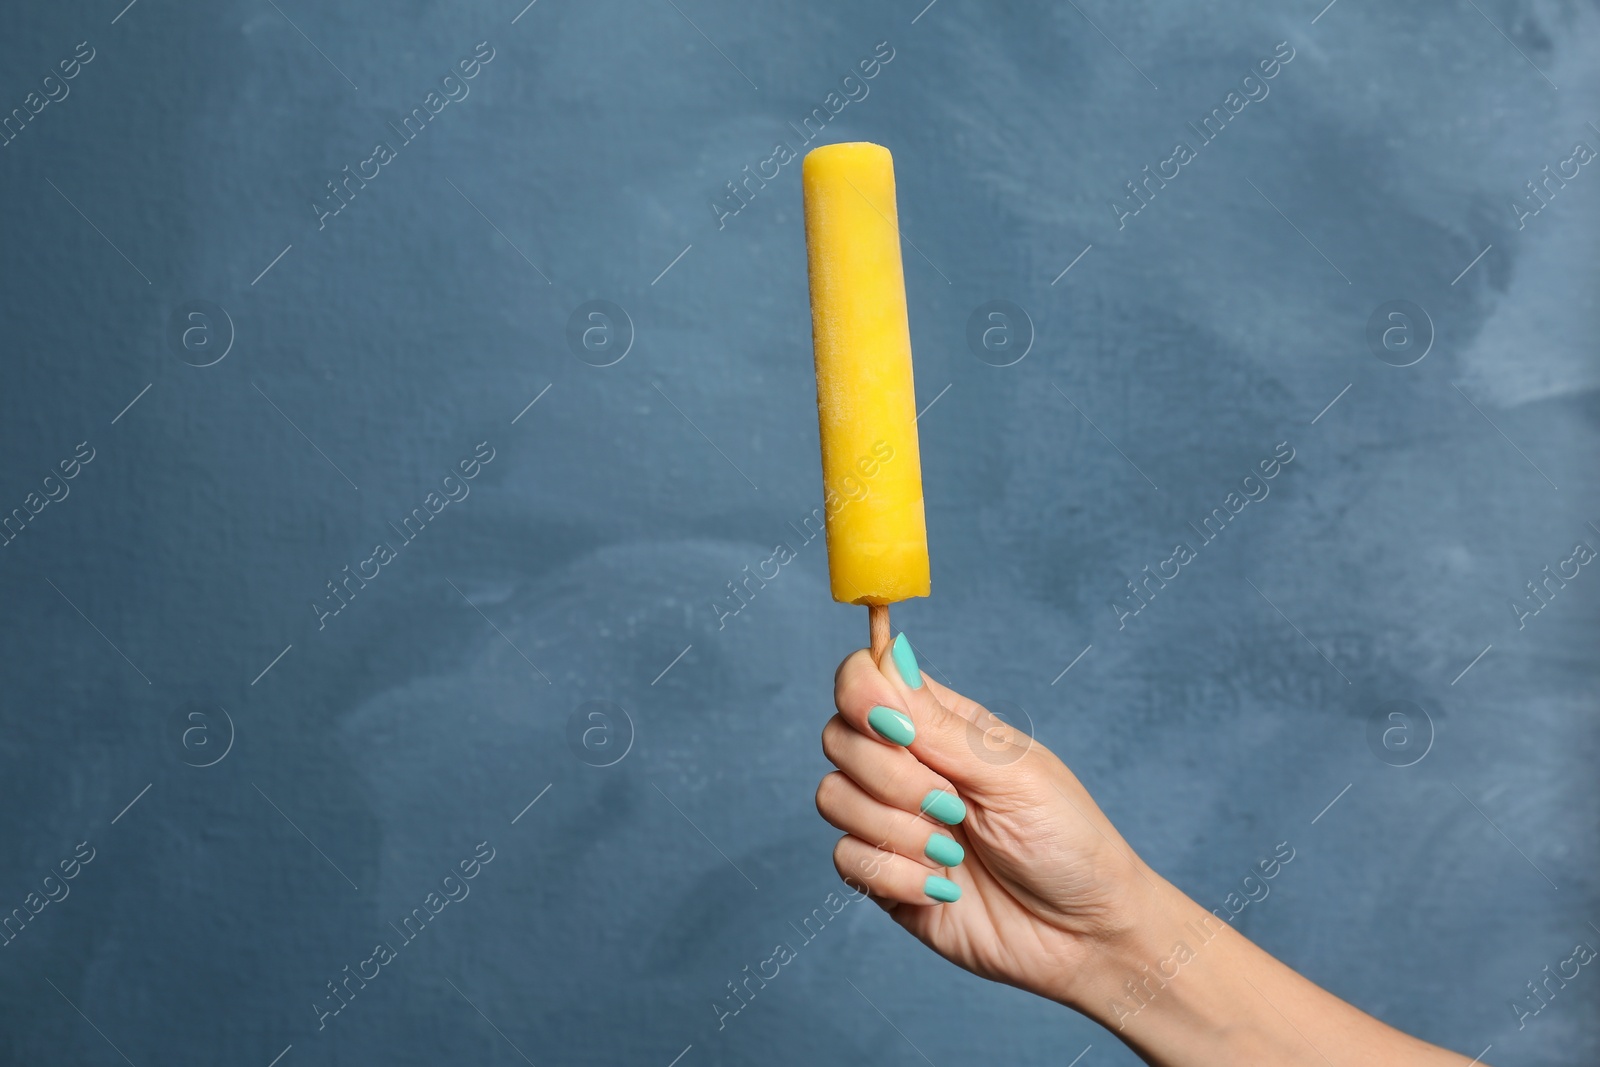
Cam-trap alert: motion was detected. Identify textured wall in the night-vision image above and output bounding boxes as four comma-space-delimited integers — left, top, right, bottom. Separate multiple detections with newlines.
1, 1, 1596, 1064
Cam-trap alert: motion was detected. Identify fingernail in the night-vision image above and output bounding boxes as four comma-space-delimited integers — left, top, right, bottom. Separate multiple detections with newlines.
924, 832, 964, 867
920, 789, 966, 826
891, 632, 923, 689
924, 875, 961, 903
867, 706, 915, 746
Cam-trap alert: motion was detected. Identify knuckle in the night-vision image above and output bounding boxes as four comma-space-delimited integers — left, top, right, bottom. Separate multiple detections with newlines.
878, 760, 931, 807
815, 771, 847, 817
820, 717, 848, 762
831, 835, 859, 875
833, 649, 875, 710
833, 835, 884, 883
934, 709, 976, 746
872, 760, 910, 799
832, 653, 859, 703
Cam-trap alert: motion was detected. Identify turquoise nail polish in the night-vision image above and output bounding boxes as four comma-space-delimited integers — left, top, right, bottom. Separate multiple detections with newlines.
867, 706, 915, 746
891, 632, 923, 689
920, 789, 966, 826
924, 832, 964, 867
924, 875, 961, 903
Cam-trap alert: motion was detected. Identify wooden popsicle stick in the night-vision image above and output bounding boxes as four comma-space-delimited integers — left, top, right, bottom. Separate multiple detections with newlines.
869, 603, 891, 663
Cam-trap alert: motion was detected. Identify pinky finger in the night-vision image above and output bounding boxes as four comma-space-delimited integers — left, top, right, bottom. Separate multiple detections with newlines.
833, 835, 962, 906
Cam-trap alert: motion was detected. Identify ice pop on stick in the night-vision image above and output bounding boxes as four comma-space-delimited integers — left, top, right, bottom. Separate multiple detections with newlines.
801, 141, 930, 660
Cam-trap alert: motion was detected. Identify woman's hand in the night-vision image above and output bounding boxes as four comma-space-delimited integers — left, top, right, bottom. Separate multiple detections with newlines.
817, 634, 1486, 1066
816, 635, 1161, 1009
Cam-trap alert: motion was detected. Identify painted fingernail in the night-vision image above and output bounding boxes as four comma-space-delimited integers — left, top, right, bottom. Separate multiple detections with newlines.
924, 832, 964, 867
867, 706, 915, 746
891, 632, 923, 689
920, 789, 966, 826
924, 875, 961, 903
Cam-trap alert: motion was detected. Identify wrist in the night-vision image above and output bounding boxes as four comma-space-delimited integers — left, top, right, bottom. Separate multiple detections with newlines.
1052, 866, 1194, 1019
1061, 875, 1331, 1065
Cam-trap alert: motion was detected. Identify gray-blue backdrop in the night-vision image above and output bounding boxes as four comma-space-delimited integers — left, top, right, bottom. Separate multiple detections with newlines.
1, 0, 1596, 1064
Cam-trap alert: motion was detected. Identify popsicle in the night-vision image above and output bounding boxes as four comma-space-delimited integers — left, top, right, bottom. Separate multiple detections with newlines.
801, 141, 930, 659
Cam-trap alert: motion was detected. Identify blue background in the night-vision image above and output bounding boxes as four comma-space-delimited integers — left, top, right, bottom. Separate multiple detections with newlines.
1, 1, 1596, 1064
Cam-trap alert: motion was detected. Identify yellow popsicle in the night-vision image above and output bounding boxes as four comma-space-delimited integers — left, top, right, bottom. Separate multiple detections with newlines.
802, 141, 930, 611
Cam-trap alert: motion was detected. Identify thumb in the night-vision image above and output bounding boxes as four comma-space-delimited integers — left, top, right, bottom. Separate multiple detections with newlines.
874, 632, 1028, 794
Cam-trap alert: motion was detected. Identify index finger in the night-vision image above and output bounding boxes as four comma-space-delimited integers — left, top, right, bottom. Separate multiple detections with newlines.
833, 648, 919, 747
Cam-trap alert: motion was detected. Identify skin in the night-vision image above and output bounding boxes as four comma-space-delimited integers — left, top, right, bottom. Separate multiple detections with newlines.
817, 646, 1485, 1066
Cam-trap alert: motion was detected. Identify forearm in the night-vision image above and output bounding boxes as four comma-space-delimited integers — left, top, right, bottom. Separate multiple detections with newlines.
1061, 871, 1480, 1067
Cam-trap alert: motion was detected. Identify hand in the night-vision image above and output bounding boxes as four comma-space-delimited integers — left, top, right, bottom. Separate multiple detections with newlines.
817, 634, 1487, 1067
815, 635, 1162, 1009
